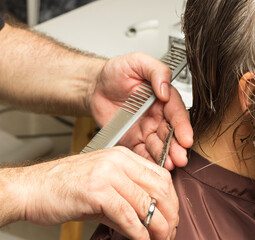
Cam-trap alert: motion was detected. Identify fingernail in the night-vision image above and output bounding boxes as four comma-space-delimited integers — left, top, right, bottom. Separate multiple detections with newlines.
161, 82, 170, 99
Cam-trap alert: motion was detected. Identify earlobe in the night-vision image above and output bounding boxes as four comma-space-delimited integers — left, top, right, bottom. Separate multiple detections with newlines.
239, 72, 255, 114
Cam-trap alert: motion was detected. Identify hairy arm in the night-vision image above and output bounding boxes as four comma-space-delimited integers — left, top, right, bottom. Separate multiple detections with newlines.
0, 23, 106, 116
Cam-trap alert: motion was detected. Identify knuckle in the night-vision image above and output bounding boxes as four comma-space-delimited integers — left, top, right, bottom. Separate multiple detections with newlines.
162, 64, 172, 75
98, 159, 115, 173
157, 221, 170, 239
141, 196, 151, 218
113, 146, 130, 155
117, 200, 149, 240
121, 207, 137, 227
162, 169, 173, 183
102, 147, 129, 165
134, 229, 149, 240
157, 186, 169, 201
157, 178, 172, 198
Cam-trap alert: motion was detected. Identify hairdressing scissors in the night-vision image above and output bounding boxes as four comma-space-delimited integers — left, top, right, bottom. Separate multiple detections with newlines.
158, 126, 174, 167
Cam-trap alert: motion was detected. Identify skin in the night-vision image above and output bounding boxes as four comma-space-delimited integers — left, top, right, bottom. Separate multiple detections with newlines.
192, 73, 255, 179
0, 23, 193, 240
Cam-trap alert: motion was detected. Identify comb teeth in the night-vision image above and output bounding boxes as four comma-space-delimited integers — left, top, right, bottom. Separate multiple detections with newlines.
121, 81, 153, 114
81, 110, 134, 152
161, 38, 186, 72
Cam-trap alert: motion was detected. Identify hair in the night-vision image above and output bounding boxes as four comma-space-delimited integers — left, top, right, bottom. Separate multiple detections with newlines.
183, 0, 255, 156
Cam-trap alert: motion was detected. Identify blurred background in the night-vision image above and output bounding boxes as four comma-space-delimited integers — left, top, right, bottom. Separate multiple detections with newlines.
1, 0, 95, 24
0, 0, 96, 168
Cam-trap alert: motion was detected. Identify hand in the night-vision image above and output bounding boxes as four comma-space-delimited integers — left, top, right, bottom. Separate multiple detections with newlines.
90, 52, 171, 125
90, 52, 193, 169
16, 147, 178, 240
121, 85, 193, 170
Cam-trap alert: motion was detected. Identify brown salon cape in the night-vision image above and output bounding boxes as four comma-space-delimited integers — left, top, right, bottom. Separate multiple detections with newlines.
90, 150, 255, 240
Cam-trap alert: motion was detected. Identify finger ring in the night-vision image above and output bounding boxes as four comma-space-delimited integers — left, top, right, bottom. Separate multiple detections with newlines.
143, 198, 156, 227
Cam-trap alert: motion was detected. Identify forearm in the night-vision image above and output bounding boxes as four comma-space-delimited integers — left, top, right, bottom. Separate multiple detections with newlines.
0, 23, 106, 116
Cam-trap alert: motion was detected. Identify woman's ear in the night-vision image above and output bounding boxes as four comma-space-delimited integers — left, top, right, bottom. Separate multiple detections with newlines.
239, 72, 255, 114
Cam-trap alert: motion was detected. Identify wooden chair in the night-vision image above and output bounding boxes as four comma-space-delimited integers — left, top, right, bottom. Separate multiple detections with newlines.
60, 116, 96, 240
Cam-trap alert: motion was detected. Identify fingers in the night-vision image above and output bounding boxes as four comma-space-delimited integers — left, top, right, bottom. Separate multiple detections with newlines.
142, 118, 187, 169
145, 132, 175, 170
156, 120, 189, 168
83, 147, 178, 239
164, 86, 193, 149
159, 86, 193, 167
150, 68, 172, 102
132, 143, 155, 162
127, 53, 193, 167
117, 147, 179, 239
108, 171, 170, 240
97, 187, 150, 240
21, 146, 178, 240
129, 52, 172, 102
92, 147, 178, 239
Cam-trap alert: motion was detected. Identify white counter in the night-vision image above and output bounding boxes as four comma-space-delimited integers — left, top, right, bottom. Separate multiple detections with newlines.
36, 0, 184, 58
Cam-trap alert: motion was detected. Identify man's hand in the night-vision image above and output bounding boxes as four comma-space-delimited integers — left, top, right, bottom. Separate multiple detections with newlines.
4, 147, 178, 240
120, 86, 193, 170
90, 52, 193, 169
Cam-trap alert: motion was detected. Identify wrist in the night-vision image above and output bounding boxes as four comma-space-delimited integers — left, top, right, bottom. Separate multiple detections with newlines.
0, 167, 27, 226
83, 57, 106, 115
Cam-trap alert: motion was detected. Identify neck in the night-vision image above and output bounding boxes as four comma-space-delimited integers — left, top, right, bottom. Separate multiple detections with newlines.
192, 98, 255, 179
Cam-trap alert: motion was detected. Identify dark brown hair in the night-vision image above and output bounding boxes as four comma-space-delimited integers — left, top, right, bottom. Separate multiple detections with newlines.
183, 0, 255, 149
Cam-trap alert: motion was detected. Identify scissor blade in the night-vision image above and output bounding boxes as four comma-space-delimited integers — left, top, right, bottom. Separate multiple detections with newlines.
158, 127, 174, 167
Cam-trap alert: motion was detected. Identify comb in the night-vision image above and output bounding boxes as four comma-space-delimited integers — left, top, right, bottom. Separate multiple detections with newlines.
81, 37, 187, 154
